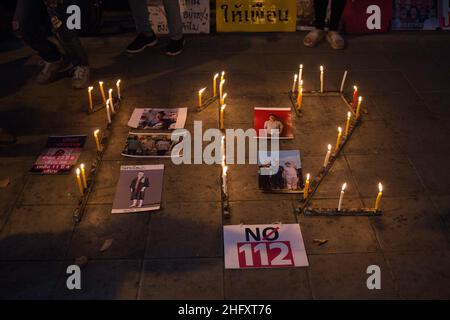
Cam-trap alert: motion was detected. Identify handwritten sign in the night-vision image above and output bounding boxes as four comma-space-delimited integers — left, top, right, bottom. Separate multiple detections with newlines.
147, 0, 210, 34
224, 224, 309, 269
216, 0, 297, 32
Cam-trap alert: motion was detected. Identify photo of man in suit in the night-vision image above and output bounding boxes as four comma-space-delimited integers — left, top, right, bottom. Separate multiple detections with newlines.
129, 171, 150, 208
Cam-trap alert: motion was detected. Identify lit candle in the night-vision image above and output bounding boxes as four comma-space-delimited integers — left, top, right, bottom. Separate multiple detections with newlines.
108, 88, 115, 113
298, 64, 303, 86
299, 79, 303, 92
222, 165, 228, 195
99, 81, 106, 104
340, 70, 348, 93
220, 71, 225, 82
356, 96, 363, 118
213, 73, 219, 96
291, 74, 298, 93
351, 86, 358, 109
219, 79, 225, 101
116, 79, 121, 100
303, 173, 310, 200
297, 87, 303, 110
335, 127, 342, 152
93, 129, 101, 152
75, 168, 84, 195
198, 88, 206, 109
220, 104, 226, 129
374, 183, 383, 211
80, 163, 87, 188
106, 99, 112, 124
323, 144, 332, 167
221, 136, 226, 162
220, 92, 227, 106
320, 65, 324, 93
344, 111, 351, 137
337, 182, 347, 211
87, 86, 94, 112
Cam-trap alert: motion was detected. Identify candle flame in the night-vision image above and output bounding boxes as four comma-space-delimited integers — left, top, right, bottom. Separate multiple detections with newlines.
80, 163, 85, 170
76, 168, 81, 175
320, 65, 324, 72
214, 73, 219, 80
306, 173, 310, 181
88, 86, 93, 92
222, 93, 227, 100
378, 183, 383, 192
199, 88, 206, 95
116, 79, 121, 85
353, 85, 357, 91
358, 96, 363, 102
300, 64, 303, 68
108, 88, 113, 94
338, 127, 342, 133
221, 104, 226, 110
220, 79, 225, 85
294, 74, 297, 80
342, 182, 347, 191
347, 111, 351, 118
221, 71, 225, 76
94, 129, 99, 135
99, 81, 103, 85
327, 144, 332, 151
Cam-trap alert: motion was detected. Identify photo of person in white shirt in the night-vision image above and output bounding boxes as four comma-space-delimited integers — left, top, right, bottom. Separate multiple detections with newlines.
263, 114, 284, 137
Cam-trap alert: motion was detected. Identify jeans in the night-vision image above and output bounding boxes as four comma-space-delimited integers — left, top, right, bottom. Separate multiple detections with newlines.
13, 0, 89, 66
128, 0, 183, 40
314, 0, 346, 31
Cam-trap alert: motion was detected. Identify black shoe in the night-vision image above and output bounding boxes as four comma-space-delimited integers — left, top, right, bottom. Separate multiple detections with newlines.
165, 37, 185, 56
126, 33, 158, 53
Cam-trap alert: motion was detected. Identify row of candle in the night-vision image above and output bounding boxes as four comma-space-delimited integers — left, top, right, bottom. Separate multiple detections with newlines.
291, 64, 325, 95
303, 176, 383, 211
198, 72, 228, 129
221, 136, 228, 196
87, 79, 121, 113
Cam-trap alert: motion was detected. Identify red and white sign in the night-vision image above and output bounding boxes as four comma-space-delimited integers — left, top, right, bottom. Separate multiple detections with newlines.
224, 224, 309, 269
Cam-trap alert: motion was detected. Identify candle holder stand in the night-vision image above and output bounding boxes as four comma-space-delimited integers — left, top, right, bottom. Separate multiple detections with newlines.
197, 95, 219, 112
303, 207, 382, 216
73, 100, 122, 223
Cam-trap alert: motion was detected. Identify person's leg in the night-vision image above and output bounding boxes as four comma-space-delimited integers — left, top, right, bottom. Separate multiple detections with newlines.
162, 0, 184, 55
329, 0, 346, 31
128, 0, 154, 36
12, 0, 61, 63
161, 0, 183, 40
303, 0, 328, 47
126, 0, 158, 53
326, 0, 346, 49
313, 0, 329, 30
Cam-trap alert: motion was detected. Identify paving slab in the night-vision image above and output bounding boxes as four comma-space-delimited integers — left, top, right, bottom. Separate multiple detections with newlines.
145, 201, 222, 258
224, 267, 311, 300
226, 200, 297, 225
369, 196, 449, 252
308, 253, 398, 299
139, 258, 223, 299
409, 154, 450, 196
67, 204, 150, 260
0, 261, 64, 300
0, 205, 75, 260
52, 259, 141, 299
385, 250, 450, 299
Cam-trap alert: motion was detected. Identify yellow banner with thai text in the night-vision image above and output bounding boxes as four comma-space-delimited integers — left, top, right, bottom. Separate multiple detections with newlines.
216, 0, 297, 32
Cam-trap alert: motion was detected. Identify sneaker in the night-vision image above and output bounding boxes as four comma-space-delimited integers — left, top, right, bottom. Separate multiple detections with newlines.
326, 31, 345, 50
126, 33, 158, 53
165, 37, 185, 56
303, 29, 326, 48
36, 59, 71, 84
72, 65, 91, 89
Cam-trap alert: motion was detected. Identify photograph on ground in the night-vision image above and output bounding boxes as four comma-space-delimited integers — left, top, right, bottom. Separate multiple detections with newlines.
121, 132, 184, 158
127, 107, 187, 130
254, 107, 294, 139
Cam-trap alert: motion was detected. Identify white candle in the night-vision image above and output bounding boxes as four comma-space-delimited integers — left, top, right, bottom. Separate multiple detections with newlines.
222, 165, 228, 195
337, 182, 347, 211
108, 89, 115, 113
116, 79, 121, 100
340, 70, 348, 93
106, 99, 112, 124
298, 64, 303, 85
221, 136, 225, 160
323, 144, 332, 167
219, 79, 225, 101
291, 74, 298, 93
320, 65, 324, 93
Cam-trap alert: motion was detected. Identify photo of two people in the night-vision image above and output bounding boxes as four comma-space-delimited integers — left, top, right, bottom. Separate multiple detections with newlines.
127, 107, 187, 130
258, 150, 304, 193
122, 132, 183, 158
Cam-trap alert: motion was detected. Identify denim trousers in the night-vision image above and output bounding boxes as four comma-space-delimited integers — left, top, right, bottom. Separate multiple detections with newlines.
13, 0, 88, 66
128, 0, 183, 40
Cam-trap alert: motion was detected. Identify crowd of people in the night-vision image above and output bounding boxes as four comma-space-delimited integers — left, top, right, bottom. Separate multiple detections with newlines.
11, 0, 346, 90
